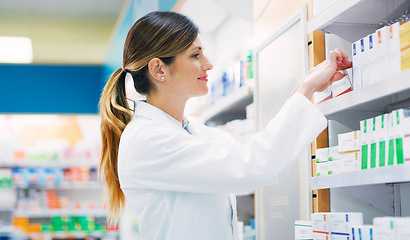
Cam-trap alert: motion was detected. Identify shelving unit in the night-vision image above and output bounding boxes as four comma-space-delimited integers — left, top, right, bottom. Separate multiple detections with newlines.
308, 0, 410, 42
311, 164, 410, 190
307, 0, 410, 222
199, 86, 253, 125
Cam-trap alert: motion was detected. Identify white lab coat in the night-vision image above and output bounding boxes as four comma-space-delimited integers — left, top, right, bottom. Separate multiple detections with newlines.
117, 93, 327, 240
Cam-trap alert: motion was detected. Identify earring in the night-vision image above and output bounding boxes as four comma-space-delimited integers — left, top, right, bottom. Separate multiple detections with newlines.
161, 76, 164, 80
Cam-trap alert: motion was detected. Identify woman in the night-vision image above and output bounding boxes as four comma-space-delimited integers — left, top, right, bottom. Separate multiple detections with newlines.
99, 11, 351, 240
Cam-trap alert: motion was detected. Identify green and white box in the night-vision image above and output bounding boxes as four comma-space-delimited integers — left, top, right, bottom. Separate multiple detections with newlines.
360, 119, 371, 170
368, 117, 378, 169
328, 146, 341, 162
396, 217, 410, 240
328, 160, 343, 175
376, 114, 389, 167
316, 148, 329, 163
373, 217, 396, 240
316, 162, 330, 177
389, 109, 410, 166
404, 116, 410, 163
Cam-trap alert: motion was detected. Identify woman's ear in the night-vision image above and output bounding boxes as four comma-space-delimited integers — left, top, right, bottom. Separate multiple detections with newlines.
147, 58, 166, 82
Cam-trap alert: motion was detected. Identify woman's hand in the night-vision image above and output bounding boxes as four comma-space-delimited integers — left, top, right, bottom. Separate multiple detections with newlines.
292, 48, 352, 99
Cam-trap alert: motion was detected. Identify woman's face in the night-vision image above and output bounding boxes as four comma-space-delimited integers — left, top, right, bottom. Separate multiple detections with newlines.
165, 35, 213, 99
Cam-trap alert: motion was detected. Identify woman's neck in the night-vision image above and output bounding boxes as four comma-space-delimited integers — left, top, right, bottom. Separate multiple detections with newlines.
146, 93, 187, 125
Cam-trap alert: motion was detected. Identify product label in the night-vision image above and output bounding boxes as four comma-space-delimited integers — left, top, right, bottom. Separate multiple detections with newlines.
353, 43, 357, 56
361, 39, 365, 52
390, 25, 393, 39
369, 35, 373, 49
396, 138, 404, 164
371, 143, 377, 168
364, 120, 367, 133
362, 145, 368, 169
378, 30, 382, 43
388, 139, 395, 166
379, 141, 386, 167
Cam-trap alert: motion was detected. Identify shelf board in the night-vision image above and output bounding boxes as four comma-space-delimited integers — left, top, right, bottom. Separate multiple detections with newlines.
14, 209, 108, 218
308, 0, 361, 34
307, 0, 410, 42
317, 70, 410, 119
199, 86, 253, 124
311, 164, 410, 190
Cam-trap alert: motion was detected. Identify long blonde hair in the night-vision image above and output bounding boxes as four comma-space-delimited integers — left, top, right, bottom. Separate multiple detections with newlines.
99, 11, 199, 224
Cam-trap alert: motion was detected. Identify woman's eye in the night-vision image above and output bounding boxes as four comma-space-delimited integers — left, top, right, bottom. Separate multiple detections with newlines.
192, 54, 200, 59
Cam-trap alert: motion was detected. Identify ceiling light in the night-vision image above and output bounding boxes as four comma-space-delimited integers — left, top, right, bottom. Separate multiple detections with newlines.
0, 36, 33, 63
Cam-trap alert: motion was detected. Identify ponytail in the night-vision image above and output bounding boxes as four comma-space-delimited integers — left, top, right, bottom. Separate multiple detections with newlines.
99, 68, 132, 224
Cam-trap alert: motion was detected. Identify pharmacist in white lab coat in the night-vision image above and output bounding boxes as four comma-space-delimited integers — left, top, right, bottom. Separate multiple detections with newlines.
99, 11, 352, 240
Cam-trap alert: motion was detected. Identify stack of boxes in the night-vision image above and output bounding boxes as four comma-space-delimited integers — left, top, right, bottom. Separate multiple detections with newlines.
315, 108, 410, 176
314, 21, 410, 105
361, 109, 410, 170
352, 21, 410, 90
310, 212, 363, 240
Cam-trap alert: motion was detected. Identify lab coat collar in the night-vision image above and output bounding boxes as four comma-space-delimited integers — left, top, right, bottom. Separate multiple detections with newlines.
134, 101, 189, 130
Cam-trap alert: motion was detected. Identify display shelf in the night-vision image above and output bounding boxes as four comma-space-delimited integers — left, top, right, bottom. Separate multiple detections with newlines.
199, 86, 253, 124
0, 160, 99, 168
307, 0, 410, 42
311, 164, 410, 190
13, 209, 108, 218
14, 182, 101, 190
316, 70, 410, 119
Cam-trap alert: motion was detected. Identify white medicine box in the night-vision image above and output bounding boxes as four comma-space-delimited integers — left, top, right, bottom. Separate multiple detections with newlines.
338, 131, 361, 153
330, 212, 363, 235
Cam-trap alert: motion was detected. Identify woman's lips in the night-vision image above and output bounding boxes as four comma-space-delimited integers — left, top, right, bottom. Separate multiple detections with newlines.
198, 75, 208, 81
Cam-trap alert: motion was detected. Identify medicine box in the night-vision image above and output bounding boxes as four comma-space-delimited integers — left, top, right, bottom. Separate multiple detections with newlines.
314, 86, 332, 104
389, 22, 401, 77
316, 162, 329, 177
373, 217, 396, 240
352, 40, 362, 90
328, 160, 343, 175
376, 26, 389, 81
400, 21, 410, 71
313, 232, 329, 240
375, 114, 389, 167
311, 213, 331, 233
330, 234, 349, 240
404, 117, 410, 163
330, 212, 363, 235
351, 225, 373, 240
338, 131, 361, 153
361, 35, 372, 87
368, 117, 378, 169
389, 109, 410, 166
328, 146, 341, 162
316, 148, 329, 163
399, 21, 410, 52
396, 217, 410, 240
360, 119, 372, 170
341, 151, 361, 172
295, 220, 313, 240
331, 71, 352, 98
